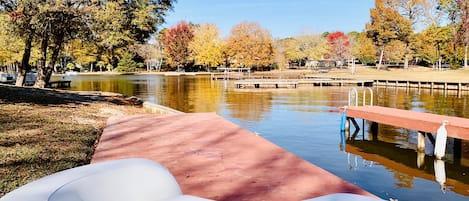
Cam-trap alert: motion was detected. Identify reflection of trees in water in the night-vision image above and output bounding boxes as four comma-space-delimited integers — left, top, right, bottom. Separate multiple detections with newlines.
72, 76, 140, 96
283, 89, 346, 113
163, 77, 222, 112
225, 91, 272, 122
375, 87, 469, 118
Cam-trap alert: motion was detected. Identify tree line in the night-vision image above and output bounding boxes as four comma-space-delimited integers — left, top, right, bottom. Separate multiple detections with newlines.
0, 0, 175, 87
160, 21, 353, 72
0, 0, 468, 88
160, 0, 467, 72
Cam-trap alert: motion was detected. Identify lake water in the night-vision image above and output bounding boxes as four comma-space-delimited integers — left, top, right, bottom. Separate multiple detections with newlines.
66, 74, 469, 201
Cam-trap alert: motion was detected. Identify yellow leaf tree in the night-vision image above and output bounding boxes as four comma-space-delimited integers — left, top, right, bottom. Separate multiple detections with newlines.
366, 0, 412, 69
189, 24, 225, 70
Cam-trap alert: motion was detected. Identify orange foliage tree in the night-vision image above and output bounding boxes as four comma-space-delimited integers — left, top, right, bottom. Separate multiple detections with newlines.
226, 22, 274, 70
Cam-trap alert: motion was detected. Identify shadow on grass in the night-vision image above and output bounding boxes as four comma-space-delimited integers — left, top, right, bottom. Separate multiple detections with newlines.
0, 84, 139, 106
0, 84, 136, 197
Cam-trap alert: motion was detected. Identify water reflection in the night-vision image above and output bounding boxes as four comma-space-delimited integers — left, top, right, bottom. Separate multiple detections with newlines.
344, 123, 469, 196
66, 75, 469, 200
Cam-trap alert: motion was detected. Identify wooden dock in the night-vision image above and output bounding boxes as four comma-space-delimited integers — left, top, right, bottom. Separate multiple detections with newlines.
298, 79, 374, 87
375, 79, 469, 92
46, 80, 71, 88
92, 113, 374, 201
234, 79, 374, 89
344, 106, 469, 140
234, 79, 298, 88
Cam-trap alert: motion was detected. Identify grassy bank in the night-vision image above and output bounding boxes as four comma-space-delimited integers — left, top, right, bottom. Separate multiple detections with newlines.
266, 66, 469, 82
0, 85, 146, 197
316, 66, 469, 82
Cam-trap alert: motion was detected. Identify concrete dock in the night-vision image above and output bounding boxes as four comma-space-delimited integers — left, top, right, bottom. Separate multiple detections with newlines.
92, 113, 374, 201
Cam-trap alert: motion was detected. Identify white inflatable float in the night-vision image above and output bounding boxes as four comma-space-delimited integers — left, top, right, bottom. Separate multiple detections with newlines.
0, 158, 213, 201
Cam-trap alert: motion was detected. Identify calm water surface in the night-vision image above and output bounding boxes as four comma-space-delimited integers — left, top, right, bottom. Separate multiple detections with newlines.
67, 74, 469, 201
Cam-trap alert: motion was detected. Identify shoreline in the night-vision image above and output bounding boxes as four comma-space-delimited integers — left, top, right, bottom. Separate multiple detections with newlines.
51, 65, 469, 83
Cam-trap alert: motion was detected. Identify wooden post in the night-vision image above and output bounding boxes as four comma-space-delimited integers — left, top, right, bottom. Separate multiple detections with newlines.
371, 122, 378, 141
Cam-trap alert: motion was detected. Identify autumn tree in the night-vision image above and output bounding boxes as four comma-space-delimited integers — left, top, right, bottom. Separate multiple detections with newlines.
132, 41, 165, 71
276, 34, 327, 68
160, 21, 194, 71
457, 0, 468, 69
327, 31, 350, 61
353, 32, 376, 65
366, 0, 412, 69
1, 0, 175, 87
70, 40, 99, 70
0, 13, 23, 66
384, 40, 406, 64
414, 25, 453, 69
273, 38, 289, 69
437, 0, 462, 67
295, 34, 328, 61
276, 37, 298, 67
0, 0, 40, 86
189, 23, 225, 70
34, 2, 93, 88
226, 22, 274, 70
387, 0, 429, 69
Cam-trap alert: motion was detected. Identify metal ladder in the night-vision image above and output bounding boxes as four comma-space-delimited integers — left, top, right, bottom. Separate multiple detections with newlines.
348, 87, 373, 107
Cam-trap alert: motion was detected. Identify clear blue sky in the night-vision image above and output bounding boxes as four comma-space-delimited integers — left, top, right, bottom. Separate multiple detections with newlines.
163, 0, 375, 38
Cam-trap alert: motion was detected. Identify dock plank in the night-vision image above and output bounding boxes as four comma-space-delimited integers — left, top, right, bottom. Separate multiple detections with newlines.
345, 106, 469, 140
92, 113, 373, 201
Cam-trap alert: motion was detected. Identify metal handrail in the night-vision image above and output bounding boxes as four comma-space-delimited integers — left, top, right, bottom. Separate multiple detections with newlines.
363, 87, 373, 106
348, 87, 373, 107
348, 88, 358, 106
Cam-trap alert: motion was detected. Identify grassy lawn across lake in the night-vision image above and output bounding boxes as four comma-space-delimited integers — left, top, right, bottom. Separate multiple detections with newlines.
266, 66, 469, 82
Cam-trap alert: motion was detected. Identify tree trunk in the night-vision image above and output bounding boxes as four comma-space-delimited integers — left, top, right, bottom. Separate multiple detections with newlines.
403, 43, 410, 69
34, 32, 49, 88
44, 34, 63, 83
438, 57, 442, 70
437, 44, 441, 70
16, 30, 34, 86
465, 44, 468, 70
378, 46, 385, 70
